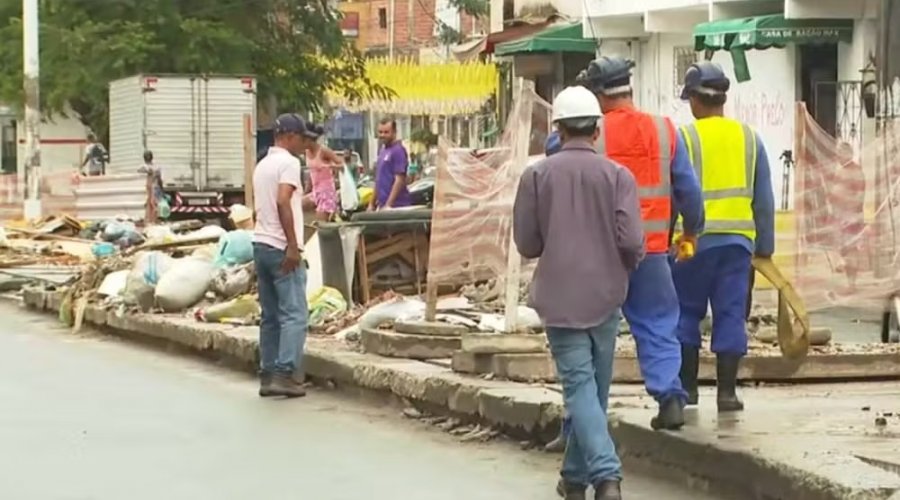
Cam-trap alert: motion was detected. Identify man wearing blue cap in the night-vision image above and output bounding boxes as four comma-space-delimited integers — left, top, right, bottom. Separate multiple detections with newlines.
673, 62, 775, 412
580, 56, 705, 431
253, 113, 319, 398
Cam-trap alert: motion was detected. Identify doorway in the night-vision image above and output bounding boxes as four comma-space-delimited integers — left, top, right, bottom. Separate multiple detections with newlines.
799, 44, 839, 137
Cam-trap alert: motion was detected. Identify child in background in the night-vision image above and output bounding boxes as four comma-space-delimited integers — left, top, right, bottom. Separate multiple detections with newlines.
304, 124, 345, 222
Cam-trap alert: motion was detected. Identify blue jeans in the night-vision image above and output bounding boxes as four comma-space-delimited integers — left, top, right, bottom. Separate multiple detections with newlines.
254, 243, 308, 376
546, 312, 622, 486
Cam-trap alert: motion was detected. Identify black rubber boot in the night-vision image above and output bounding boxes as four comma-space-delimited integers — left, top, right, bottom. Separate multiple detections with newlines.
716, 355, 744, 412
556, 478, 586, 500
650, 396, 685, 430
679, 345, 700, 406
594, 479, 622, 500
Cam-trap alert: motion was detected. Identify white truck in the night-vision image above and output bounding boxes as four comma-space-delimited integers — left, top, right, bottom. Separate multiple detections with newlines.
107, 74, 257, 218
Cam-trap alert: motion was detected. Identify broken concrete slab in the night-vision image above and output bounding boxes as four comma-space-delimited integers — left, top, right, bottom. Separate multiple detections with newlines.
492, 353, 557, 382
451, 351, 493, 375
394, 320, 467, 337
460, 332, 547, 354
360, 327, 461, 359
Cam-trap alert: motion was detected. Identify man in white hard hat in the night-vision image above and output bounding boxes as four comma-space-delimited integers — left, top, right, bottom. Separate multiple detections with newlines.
514, 86, 645, 500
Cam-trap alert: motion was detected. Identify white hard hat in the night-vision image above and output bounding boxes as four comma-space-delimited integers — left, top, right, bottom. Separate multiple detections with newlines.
551, 86, 601, 122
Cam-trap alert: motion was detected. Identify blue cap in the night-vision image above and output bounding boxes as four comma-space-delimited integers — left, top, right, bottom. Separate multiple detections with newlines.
544, 131, 562, 156
583, 56, 635, 95
274, 113, 317, 137
681, 61, 730, 100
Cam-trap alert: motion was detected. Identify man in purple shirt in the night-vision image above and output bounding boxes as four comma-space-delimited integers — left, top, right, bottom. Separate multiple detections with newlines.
369, 118, 412, 210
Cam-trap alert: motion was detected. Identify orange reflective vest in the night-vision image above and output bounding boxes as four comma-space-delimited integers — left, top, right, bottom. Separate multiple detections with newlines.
597, 107, 675, 253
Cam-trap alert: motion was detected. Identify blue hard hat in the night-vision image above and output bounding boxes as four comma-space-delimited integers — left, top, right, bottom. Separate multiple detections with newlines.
583, 56, 636, 95
681, 61, 730, 100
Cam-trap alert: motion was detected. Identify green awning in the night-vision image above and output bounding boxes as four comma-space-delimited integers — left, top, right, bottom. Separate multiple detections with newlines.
494, 22, 596, 56
694, 14, 854, 51
693, 14, 853, 83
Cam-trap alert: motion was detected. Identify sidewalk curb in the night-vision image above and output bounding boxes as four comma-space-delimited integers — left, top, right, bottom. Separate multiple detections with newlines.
18, 287, 892, 500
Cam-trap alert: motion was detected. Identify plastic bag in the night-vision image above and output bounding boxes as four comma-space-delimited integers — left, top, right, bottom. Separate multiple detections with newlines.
158, 197, 171, 220
211, 264, 254, 298
102, 220, 136, 242
91, 242, 117, 258
213, 230, 254, 268
122, 270, 155, 312
196, 295, 260, 323
154, 258, 215, 312
132, 251, 175, 286
308, 286, 349, 327
358, 296, 425, 329
340, 164, 360, 211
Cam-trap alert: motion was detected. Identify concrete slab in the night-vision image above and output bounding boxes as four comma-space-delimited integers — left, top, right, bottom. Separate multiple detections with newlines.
460, 332, 547, 354
451, 351, 493, 375
360, 327, 461, 359
612, 382, 900, 499
394, 320, 467, 337
491, 353, 556, 382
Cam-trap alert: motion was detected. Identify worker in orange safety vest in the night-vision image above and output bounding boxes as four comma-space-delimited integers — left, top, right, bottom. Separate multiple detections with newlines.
580, 56, 705, 430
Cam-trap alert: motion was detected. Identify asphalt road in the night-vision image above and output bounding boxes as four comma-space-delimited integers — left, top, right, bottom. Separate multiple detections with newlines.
0, 303, 719, 500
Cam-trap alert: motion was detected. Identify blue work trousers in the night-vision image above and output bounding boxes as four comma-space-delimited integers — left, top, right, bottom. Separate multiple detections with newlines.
622, 254, 688, 403
254, 242, 309, 376
546, 313, 622, 486
672, 244, 751, 356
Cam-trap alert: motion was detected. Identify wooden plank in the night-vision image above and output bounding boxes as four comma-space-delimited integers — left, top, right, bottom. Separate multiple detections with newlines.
356, 235, 371, 304
242, 113, 255, 214
367, 234, 415, 264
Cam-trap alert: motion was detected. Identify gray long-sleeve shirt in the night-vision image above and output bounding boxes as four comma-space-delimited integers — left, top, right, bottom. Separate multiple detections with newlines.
513, 139, 645, 329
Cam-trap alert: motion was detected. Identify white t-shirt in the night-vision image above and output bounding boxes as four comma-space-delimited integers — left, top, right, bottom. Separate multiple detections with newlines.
252, 146, 304, 251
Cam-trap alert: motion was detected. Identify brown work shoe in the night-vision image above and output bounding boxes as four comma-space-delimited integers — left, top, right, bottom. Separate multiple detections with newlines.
594, 479, 622, 500
269, 373, 307, 398
258, 373, 275, 397
556, 478, 586, 500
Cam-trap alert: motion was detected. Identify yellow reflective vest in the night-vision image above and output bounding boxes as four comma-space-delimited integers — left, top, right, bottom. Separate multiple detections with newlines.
678, 116, 757, 242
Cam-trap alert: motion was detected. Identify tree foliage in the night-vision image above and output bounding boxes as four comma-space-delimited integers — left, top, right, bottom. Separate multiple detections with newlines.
0, 0, 393, 141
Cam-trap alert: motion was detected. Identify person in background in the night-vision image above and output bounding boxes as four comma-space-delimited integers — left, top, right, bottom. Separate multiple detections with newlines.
81, 134, 108, 176
370, 118, 412, 210
253, 113, 318, 398
137, 150, 164, 222
514, 85, 644, 500
304, 123, 345, 222
407, 153, 422, 184
673, 62, 775, 412
582, 56, 705, 431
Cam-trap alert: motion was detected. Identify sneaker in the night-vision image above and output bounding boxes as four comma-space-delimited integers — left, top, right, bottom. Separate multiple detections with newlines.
269, 373, 307, 398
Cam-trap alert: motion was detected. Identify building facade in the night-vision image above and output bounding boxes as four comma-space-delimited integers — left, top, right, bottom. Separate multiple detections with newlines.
340, 0, 486, 60
583, 0, 887, 209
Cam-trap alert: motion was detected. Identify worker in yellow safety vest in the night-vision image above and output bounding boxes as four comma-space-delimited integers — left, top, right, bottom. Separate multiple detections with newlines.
672, 62, 775, 412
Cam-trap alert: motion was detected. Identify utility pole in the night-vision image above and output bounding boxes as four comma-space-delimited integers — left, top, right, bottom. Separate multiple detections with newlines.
22, 0, 41, 219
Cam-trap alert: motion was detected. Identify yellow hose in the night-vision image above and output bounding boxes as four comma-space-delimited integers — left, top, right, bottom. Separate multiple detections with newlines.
752, 257, 811, 359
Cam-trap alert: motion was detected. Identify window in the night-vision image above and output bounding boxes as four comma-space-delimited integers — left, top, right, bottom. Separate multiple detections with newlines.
673, 46, 697, 99
378, 7, 387, 29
